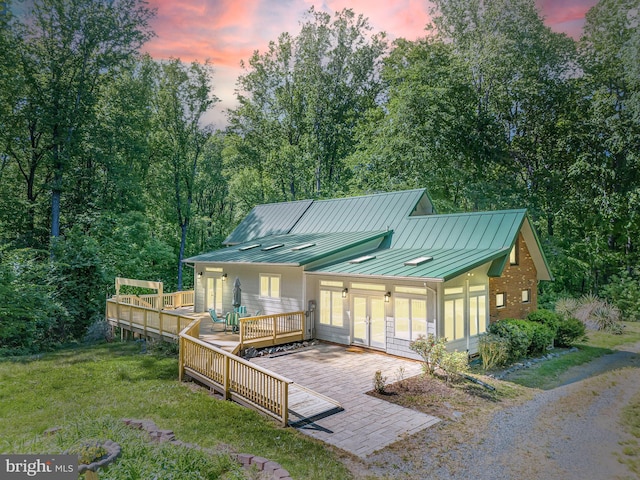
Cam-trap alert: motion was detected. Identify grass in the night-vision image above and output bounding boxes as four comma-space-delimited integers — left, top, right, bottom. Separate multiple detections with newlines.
498, 321, 640, 390
0, 341, 352, 480
619, 392, 640, 476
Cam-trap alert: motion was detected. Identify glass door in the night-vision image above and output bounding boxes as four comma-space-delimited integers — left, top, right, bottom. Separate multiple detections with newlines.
206, 277, 223, 312
352, 294, 386, 349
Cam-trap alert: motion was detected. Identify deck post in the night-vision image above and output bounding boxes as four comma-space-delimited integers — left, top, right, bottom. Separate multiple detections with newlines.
223, 355, 231, 400
281, 381, 289, 426
273, 316, 277, 345
178, 336, 184, 382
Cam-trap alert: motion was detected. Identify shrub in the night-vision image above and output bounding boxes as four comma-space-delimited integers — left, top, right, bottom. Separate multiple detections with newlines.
373, 370, 387, 393
555, 317, 586, 347
601, 269, 640, 322
527, 309, 560, 336
488, 320, 531, 361
410, 334, 447, 376
555, 294, 623, 333
439, 350, 469, 383
528, 322, 554, 355
478, 333, 510, 369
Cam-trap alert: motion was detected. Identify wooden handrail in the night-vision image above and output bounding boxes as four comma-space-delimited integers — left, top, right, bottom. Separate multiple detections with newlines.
238, 311, 305, 351
179, 318, 291, 426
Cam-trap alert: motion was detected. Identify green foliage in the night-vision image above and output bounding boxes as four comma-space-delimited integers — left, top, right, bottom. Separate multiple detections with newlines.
526, 309, 561, 335
555, 317, 587, 347
372, 370, 387, 394
410, 334, 447, 376
527, 322, 555, 355
601, 269, 640, 322
439, 350, 470, 383
488, 320, 531, 361
556, 294, 624, 333
478, 333, 511, 369
0, 248, 67, 355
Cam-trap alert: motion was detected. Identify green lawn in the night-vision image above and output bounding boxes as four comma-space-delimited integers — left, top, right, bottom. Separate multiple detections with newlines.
503, 321, 640, 390
0, 342, 352, 479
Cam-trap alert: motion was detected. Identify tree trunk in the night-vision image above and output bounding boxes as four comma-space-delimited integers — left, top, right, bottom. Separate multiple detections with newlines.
177, 221, 187, 291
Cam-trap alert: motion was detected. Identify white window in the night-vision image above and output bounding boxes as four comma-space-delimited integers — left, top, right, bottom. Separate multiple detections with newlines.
444, 297, 465, 341
510, 241, 519, 265
395, 297, 427, 340
259, 274, 280, 298
496, 292, 506, 308
469, 294, 487, 336
319, 289, 344, 327
522, 289, 531, 303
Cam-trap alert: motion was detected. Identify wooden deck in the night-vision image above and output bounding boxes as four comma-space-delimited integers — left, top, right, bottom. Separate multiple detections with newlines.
105, 281, 340, 426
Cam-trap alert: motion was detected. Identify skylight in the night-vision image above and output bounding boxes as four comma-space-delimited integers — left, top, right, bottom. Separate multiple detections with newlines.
291, 243, 316, 251
349, 255, 376, 264
404, 256, 433, 266
238, 243, 261, 251
261, 244, 284, 251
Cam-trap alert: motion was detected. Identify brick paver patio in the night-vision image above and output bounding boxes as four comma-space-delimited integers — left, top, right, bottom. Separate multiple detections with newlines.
251, 343, 440, 457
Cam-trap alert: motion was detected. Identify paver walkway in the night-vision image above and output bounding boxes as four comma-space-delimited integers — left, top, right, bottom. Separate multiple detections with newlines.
251, 343, 440, 457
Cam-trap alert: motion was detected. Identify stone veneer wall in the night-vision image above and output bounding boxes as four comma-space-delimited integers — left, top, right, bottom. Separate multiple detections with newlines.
489, 232, 538, 322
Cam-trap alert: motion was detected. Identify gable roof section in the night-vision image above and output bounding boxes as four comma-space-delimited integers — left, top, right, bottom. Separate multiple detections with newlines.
308, 210, 552, 281
290, 189, 430, 234
186, 231, 390, 267
223, 199, 313, 245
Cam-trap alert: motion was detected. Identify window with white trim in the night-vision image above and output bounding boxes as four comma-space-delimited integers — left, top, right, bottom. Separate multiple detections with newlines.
395, 297, 427, 340
259, 274, 280, 298
496, 292, 506, 308
319, 288, 344, 327
522, 289, 531, 303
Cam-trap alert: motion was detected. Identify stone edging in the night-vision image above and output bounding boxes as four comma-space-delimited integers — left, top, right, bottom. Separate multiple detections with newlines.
122, 419, 292, 480
487, 347, 579, 380
76, 440, 121, 474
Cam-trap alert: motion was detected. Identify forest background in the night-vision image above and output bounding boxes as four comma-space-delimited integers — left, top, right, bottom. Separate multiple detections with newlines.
1, 0, 639, 354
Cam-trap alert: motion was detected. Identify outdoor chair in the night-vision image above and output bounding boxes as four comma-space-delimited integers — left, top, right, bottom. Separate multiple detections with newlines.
225, 312, 239, 334
209, 309, 226, 332
254, 310, 261, 316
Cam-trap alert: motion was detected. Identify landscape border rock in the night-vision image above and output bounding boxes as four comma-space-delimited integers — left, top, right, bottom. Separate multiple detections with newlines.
487, 347, 579, 380
121, 418, 292, 480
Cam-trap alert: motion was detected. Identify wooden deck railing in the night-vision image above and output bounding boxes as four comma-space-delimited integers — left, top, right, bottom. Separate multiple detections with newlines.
106, 299, 198, 341
116, 291, 194, 310
179, 318, 291, 426
238, 311, 305, 351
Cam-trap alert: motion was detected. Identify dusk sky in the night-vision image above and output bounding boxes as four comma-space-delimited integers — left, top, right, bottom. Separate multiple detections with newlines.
142, 0, 599, 126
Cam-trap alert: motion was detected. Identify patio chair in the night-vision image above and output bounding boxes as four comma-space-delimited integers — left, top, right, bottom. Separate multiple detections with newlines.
209, 309, 226, 332
254, 310, 261, 316
225, 312, 239, 334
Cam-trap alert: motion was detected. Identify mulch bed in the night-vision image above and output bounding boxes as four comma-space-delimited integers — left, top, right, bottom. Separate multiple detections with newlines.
367, 373, 499, 420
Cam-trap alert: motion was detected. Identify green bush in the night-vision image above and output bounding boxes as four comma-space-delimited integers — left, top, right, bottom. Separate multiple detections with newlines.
528, 322, 554, 355
478, 333, 510, 369
601, 269, 640, 322
488, 320, 531, 361
410, 334, 447, 376
439, 350, 469, 383
555, 317, 586, 347
527, 309, 561, 335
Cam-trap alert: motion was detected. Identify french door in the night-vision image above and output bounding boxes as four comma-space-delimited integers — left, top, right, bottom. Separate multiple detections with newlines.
352, 294, 386, 349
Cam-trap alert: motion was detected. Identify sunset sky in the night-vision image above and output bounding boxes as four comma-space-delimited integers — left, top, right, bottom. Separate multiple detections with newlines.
143, 0, 599, 126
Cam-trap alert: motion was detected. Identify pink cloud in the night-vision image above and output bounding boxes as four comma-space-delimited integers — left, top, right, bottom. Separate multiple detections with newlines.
142, 0, 598, 127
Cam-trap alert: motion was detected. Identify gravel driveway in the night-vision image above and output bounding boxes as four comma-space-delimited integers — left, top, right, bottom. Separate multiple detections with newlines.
361, 341, 640, 480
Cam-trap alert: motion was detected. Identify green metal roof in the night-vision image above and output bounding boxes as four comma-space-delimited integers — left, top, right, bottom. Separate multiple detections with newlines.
307, 210, 546, 281
186, 231, 390, 266
307, 247, 510, 281
290, 189, 430, 234
223, 199, 313, 245
391, 210, 526, 250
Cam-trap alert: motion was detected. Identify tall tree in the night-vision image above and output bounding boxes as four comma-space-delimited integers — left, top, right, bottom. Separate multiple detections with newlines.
5, 0, 154, 248
148, 58, 218, 290
227, 7, 387, 203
